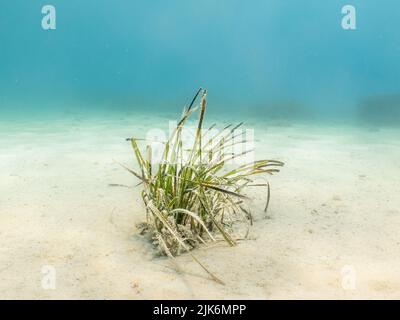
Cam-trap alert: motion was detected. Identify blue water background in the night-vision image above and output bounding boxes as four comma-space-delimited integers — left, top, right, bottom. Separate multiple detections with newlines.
0, 1, 399, 122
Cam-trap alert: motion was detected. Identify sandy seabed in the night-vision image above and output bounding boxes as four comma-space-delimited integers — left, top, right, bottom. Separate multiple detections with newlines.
0, 112, 399, 299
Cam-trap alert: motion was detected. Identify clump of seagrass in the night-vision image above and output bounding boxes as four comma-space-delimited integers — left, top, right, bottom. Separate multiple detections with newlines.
123, 88, 283, 284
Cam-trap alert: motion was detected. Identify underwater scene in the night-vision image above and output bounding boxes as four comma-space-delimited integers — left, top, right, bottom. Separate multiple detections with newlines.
1, 1, 400, 300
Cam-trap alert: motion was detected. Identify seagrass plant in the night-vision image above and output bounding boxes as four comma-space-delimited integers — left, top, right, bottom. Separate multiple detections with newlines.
124, 88, 283, 284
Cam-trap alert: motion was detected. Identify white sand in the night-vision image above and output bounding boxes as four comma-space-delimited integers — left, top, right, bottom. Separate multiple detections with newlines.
1, 113, 400, 299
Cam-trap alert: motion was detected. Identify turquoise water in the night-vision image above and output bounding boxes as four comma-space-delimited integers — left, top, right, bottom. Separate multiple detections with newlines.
2, 2, 400, 300
1, 1, 399, 123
